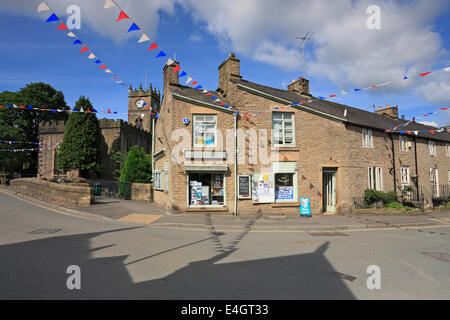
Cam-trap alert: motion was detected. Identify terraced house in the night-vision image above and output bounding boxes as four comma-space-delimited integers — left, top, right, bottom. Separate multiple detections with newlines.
153, 53, 450, 215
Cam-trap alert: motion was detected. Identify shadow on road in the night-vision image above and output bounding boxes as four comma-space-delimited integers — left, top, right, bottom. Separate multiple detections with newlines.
0, 226, 355, 299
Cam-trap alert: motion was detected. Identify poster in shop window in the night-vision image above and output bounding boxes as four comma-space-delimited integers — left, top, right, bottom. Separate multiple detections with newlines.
252, 174, 275, 203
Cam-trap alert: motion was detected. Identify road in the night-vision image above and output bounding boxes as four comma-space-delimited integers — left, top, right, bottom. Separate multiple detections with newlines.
0, 190, 449, 299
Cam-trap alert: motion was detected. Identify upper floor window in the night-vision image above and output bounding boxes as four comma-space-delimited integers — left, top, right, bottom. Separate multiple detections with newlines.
446, 144, 450, 157
193, 114, 217, 147
399, 135, 408, 152
362, 128, 373, 148
428, 140, 436, 156
272, 112, 295, 146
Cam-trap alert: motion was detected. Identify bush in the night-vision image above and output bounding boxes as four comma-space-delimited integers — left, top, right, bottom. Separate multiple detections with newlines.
364, 189, 398, 207
384, 202, 404, 208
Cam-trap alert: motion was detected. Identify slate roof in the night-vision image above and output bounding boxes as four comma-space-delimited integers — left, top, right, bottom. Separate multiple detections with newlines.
232, 79, 450, 142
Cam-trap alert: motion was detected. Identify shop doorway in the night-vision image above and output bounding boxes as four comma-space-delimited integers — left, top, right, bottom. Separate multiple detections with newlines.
323, 168, 337, 213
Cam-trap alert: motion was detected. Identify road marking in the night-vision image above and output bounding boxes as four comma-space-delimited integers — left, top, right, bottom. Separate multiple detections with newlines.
118, 214, 163, 224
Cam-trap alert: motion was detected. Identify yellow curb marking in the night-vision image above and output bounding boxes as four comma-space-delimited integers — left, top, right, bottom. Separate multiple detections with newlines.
118, 213, 163, 224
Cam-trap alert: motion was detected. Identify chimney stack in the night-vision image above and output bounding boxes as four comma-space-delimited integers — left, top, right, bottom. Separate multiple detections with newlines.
218, 53, 241, 93
374, 104, 399, 119
163, 60, 179, 91
287, 76, 309, 95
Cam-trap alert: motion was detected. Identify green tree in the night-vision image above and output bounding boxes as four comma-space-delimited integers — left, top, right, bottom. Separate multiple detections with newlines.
0, 83, 69, 176
56, 96, 102, 178
110, 149, 126, 180
120, 146, 152, 183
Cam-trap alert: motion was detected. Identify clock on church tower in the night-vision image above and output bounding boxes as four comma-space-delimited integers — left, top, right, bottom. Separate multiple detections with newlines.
127, 83, 161, 132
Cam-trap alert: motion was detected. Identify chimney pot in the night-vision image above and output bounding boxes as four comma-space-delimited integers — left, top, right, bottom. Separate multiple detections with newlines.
386, 104, 390, 109
378, 107, 382, 110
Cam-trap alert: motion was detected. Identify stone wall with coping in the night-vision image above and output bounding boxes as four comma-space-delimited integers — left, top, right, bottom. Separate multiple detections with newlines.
10, 178, 93, 207
131, 183, 153, 202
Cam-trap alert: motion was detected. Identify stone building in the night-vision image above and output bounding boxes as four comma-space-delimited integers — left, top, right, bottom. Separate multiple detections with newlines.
38, 85, 160, 180
153, 53, 450, 215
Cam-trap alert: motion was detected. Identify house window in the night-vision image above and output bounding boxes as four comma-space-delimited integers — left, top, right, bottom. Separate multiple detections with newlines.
188, 173, 225, 206
430, 168, 439, 197
154, 171, 163, 190
368, 167, 383, 191
399, 136, 408, 152
272, 112, 295, 146
362, 129, 373, 148
400, 166, 410, 189
193, 115, 217, 147
429, 140, 436, 156
446, 144, 450, 157
448, 170, 450, 186
164, 162, 169, 191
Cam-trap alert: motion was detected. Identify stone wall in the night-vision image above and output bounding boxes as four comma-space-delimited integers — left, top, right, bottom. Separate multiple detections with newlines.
10, 178, 93, 207
131, 183, 153, 202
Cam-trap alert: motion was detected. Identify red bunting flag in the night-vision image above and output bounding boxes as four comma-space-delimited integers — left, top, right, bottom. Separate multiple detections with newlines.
99, 65, 107, 69
173, 65, 181, 73
80, 46, 89, 53
329, 95, 336, 98
148, 43, 158, 51
430, 130, 434, 134
407, 131, 411, 135
441, 108, 448, 110
107, 109, 111, 113
116, 11, 129, 21
421, 72, 431, 77
191, 81, 198, 86
57, 23, 68, 30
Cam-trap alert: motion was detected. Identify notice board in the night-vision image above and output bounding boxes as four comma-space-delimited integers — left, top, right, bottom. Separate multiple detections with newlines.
238, 175, 251, 199
252, 174, 275, 203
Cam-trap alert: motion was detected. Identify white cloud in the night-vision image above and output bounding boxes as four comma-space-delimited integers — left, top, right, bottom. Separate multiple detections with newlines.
188, 34, 203, 42
418, 121, 439, 128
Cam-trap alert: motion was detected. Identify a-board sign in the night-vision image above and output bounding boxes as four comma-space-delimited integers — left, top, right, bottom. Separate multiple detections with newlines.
300, 197, 311, 216
238, 175, 251, 199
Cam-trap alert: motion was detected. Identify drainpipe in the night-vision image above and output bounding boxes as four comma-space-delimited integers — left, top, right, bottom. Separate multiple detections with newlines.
390, 134, 397, 192
414, 136, 419, 200
234, 112, 238, 216
151, 116, 155, 178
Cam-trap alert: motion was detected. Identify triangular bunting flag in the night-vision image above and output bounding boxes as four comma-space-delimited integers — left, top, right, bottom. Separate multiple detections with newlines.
99, 65, 107, 69
173, 65, 181, 73
107, 109, 111, 113
46, 13, 59, 22
414, 131, 418, 136
138, 34, 150, 43
403, 76, 408, 80
80, 46, 89, 53
179, 71, 187, 77
148, 42, 158, 51
80, 107, 84, 112
37, 3, 50, 13
195, 85, 203, 90
66, 32, 76, 37
116, 11, 129, 21
104, 0, 116, 9
105, 69, 112, 73
185, 77, 192, 85
88, 53, 96, 59
340, 90, 347, 95
155, 51, 166, 58
191, 81, 198, 86
57, 23, 68, 30
73, 39, 82, 45
166, 58, 174, 66
421, 72, 431, 77
95, 59, 101, 64
127, 23, 140, 32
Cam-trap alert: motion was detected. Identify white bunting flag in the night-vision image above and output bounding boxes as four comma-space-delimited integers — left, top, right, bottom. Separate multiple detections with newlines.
185, 76, 192, 85
340, 90, 347, 95
166, 58, 174, 66
414, 131, 418, 136
141, 114, 145, 118
138, 34, 150, 43
88, 53, 96, 59
105, 69, 112, 73
13, 104, 19, 108
104, 0, 116, 9
443, 67, 450, 72
80, 107, 84, 113
37, 2, 50, 13
202, 89, 208, 93
66, 32, 76, 37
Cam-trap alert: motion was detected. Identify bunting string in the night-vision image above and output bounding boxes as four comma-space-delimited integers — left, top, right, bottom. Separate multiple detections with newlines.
38, 2, 128, 87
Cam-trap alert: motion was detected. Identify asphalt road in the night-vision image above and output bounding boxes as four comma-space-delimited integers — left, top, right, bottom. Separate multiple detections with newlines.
1, 190, 449, 299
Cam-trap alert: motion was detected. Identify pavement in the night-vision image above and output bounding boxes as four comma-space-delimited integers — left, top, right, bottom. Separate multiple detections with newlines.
2, 185, 450, 232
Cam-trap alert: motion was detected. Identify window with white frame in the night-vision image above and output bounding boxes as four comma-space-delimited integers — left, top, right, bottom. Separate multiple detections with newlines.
400, 166, 410, 188
430, 168, 439, 197
446, 144, 450, 157
362, 128, 373, 148
399, 135, 408, 152
368, 167, 383, 191
164, 162, 169, 191
154, 171, 163, 190
273, 162, 298, 203
448, 170, 450, 186
193, 114, 217, 147
429, 140, 436, 156
272, 112, 295, 146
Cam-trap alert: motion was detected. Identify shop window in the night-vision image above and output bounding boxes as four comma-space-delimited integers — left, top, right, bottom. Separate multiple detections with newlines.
193, 115, 217, 147
188, 173, 225, 206
275, 173, 296, 202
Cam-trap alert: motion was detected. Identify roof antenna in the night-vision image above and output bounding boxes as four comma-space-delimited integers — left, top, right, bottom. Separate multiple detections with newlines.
145, 68, 147, 89
295, 32, 313, 78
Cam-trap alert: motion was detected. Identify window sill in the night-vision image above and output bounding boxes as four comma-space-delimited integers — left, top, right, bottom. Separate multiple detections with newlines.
186, 207, 228, 212
271, 202, 299, 207
271, 147, 299, 151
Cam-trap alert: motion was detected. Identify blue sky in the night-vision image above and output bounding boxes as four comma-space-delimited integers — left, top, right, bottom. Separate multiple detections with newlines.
0, 0, 449, 126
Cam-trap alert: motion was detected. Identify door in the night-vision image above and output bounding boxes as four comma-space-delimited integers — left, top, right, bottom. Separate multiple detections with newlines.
323, 169, 337, 213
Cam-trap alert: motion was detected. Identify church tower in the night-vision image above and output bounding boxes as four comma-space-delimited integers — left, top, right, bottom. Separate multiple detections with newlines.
128, 83, 161, 132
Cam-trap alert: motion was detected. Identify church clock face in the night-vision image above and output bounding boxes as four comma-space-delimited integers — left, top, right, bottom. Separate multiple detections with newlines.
135, 99, 145, 109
